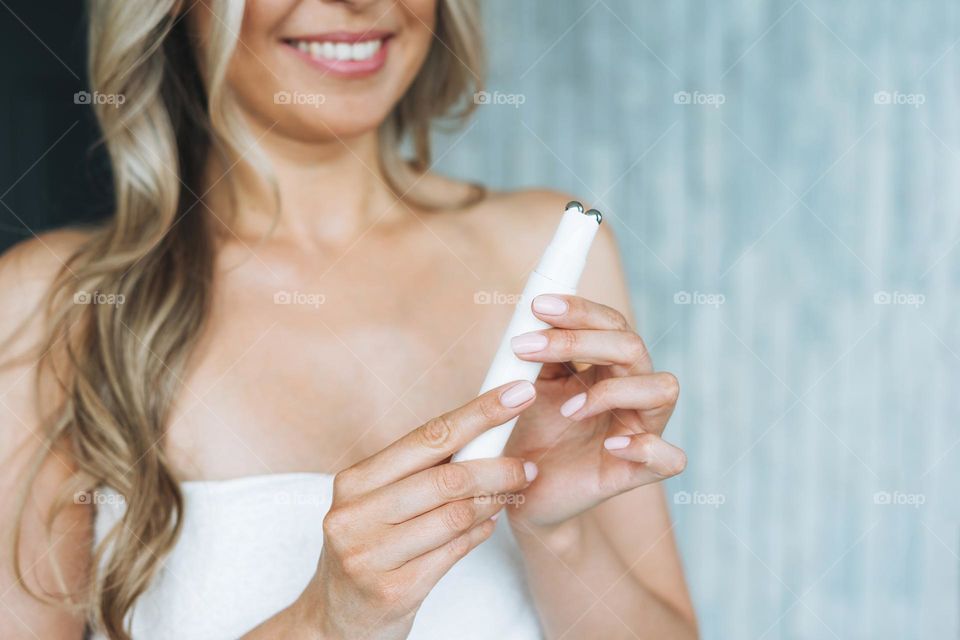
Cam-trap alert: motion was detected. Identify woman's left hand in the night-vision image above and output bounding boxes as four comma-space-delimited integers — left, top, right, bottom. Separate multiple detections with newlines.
502, 294, 686, 538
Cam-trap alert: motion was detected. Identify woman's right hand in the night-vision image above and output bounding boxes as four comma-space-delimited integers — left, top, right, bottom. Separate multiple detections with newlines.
298, 380, 540, 640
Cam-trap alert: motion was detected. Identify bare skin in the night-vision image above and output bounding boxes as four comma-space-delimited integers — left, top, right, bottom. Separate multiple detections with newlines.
0, 0, 697, 638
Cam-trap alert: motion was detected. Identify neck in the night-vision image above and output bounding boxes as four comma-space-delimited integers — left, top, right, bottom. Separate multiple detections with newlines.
202, 123, 408, 247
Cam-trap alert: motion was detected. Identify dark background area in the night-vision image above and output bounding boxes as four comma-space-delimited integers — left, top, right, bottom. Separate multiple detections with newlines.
0, 0, 111, 253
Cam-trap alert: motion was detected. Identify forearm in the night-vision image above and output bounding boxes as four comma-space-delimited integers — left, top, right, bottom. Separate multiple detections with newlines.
241, 594, 322, 640
239, 588, 402, 640
512, 515, 697, 640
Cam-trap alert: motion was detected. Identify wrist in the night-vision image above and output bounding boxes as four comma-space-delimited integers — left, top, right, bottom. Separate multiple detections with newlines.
293, 573, 415, 640
509, 513, 589, 561
290, 579, 337, 640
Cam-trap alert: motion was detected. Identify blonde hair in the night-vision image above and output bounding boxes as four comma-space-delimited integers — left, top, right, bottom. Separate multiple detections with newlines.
10, 0, 485, 637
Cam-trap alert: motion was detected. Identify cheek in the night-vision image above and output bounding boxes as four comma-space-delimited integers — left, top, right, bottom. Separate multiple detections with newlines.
404, 0, 438, 53
222, 41, 289, 128
238, 0, 297, 39
206, 0, 296, 117
406, 0, 438, 26
391, 1, 437, 88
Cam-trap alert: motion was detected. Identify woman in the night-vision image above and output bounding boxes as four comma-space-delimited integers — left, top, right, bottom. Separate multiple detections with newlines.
0, 1, 696, 638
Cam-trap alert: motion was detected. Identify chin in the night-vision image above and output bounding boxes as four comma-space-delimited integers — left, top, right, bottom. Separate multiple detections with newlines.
242, 68, 413, 143
269, 102, 392, 142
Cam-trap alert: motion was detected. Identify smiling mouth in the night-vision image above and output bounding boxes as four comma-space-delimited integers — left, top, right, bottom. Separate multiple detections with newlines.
286, 37, 386, 62
281, 29, 395, 77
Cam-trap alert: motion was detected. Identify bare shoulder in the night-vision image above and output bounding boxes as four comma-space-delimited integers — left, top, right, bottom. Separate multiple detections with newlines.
470, 188, 632, 313
0, 229, 91, 337
414, 173, 633, 312
0, 227, 92, 424
0, 228, 90, 282
475, 187, 581, 235
0, 229, 92, 634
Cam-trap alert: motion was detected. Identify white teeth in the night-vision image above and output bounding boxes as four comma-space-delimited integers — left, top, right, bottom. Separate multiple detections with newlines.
291, 38, 383, 62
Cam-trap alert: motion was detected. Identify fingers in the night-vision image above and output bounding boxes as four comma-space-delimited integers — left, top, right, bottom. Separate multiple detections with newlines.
531, 294, 631, 331
525, 295, 653, 374
511, 329, 650, 372
393, 518, 497, 595
559, 373, 679, 433
602, 432, 687, 481
322, 514, 498, 616
321, 457, 532, 578
378, 496, 505, 567
366, 457, 535, 524
340, 381, 537, 496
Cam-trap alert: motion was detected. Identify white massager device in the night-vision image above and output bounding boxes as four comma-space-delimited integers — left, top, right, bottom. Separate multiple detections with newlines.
452, 201, 602, 461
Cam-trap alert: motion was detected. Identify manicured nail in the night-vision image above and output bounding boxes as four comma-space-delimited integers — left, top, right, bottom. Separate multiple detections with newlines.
523, 461, 539, 482
604, 436, 631, 450
500, 381, 536, 408
533, 295, 568, 315
491, 512, 501, 521
511, 332, 549, 354
559, 392, 587, 417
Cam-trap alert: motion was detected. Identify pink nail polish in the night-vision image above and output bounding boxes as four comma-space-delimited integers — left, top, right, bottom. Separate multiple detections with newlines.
500, 381, 536, 408
559, 392, 587, 418
604, 436, 631, 450
523, 461, 539, 482
511, 333, 549, 354
532, 295, 568, 315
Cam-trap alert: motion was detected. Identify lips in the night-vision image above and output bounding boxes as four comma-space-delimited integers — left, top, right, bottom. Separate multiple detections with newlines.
283, 30, 393, 78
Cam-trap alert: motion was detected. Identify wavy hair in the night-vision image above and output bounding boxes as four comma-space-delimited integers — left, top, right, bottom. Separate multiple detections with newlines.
9, 0, 485, 637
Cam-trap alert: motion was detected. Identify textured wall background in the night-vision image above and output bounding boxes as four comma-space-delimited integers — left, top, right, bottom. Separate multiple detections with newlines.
436, 1, 959, 638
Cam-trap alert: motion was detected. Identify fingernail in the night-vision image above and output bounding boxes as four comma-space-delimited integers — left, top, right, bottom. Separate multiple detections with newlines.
523, 461, 539, 482
500, 381, 536, 408
559, 392, 587, 417
604, 436, 631, 450
491, 512, 501, 521
511, 332, 549, 354
533, 295, 567, 315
